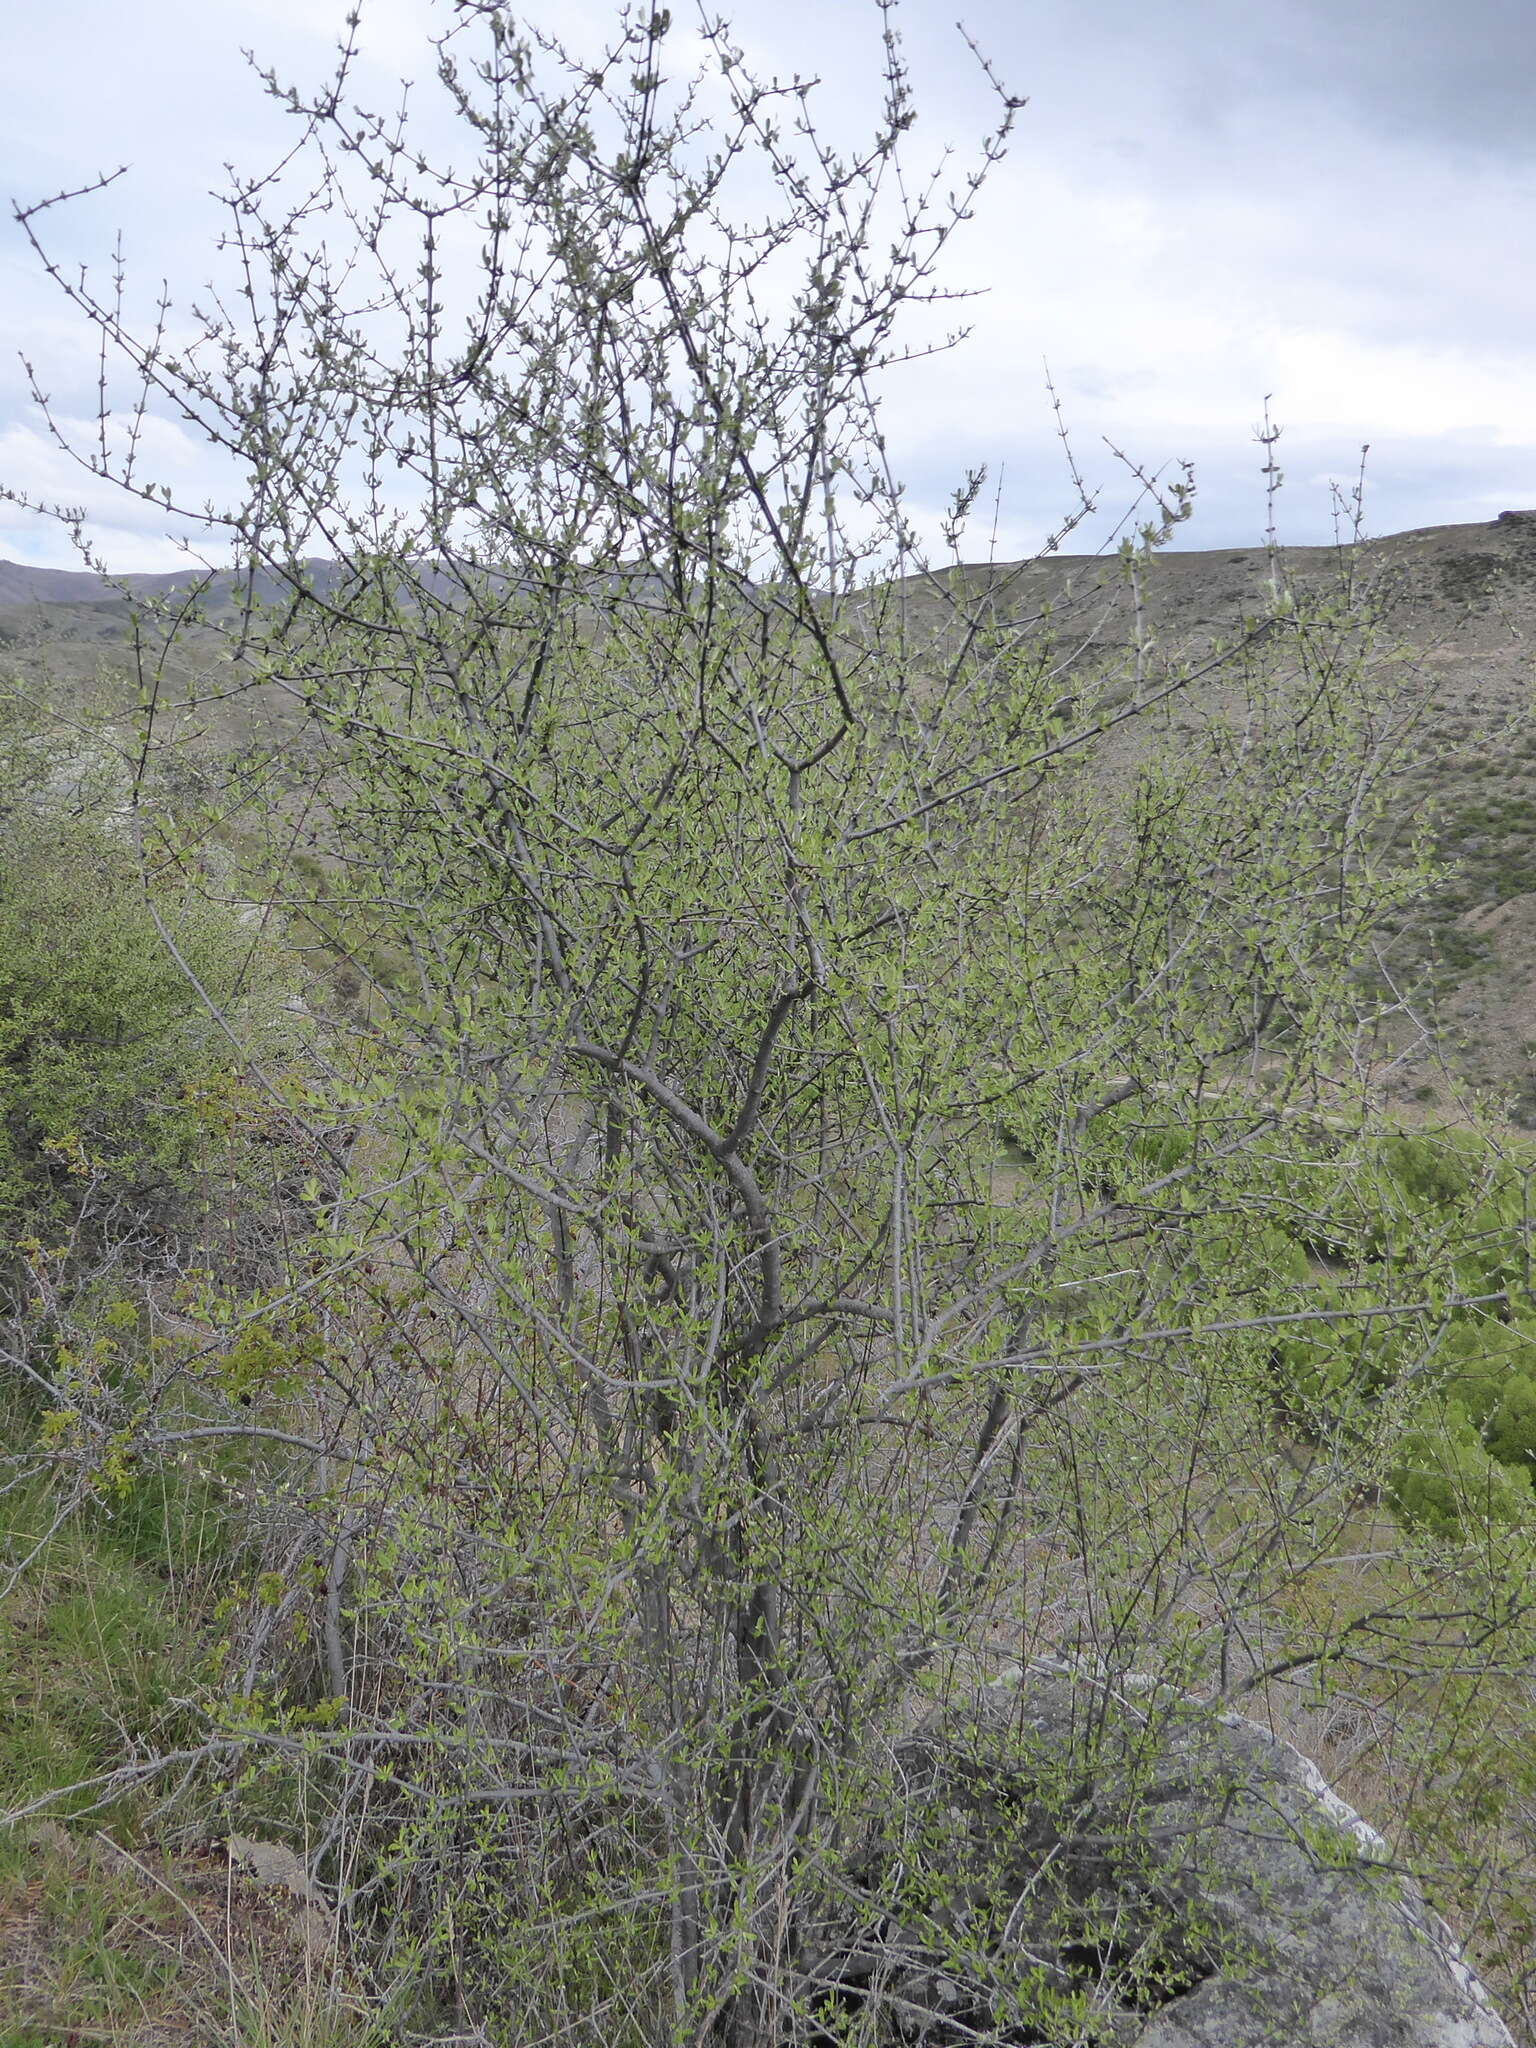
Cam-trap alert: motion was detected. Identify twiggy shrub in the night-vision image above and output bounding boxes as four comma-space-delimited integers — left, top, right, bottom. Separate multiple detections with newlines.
16, 4, 1536, 2041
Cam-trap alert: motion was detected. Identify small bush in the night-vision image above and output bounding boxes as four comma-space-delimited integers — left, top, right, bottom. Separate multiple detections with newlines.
0, 696, 306, 1279
1390, 1418, 1531, 1537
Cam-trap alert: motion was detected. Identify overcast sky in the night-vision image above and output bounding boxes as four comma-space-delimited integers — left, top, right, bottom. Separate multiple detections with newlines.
4, 0, 1535, 570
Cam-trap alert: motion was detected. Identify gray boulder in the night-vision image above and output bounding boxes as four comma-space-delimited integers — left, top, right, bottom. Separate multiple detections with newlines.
800, 1660, 1512, 2046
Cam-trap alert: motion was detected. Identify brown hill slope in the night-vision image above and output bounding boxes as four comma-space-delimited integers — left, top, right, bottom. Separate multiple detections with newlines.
888, 516, 1536, 1120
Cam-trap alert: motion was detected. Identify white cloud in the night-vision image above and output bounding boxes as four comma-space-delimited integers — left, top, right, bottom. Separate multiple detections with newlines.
0, 414, 241, 571
4, 0, 1534, 567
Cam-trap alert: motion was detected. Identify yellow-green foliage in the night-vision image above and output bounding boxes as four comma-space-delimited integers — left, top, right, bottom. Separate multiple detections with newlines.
1433, 1316, 1536, 1424
0, 696, 299, 1242
1115, 1112, 1536, 1532
1389, 1419, 1531, 1539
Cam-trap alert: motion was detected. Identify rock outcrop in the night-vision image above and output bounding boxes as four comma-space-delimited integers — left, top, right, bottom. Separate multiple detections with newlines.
801, 1660, 1513, 2046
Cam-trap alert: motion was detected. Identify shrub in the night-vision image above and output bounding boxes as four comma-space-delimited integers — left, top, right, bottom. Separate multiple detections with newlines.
19, 5, 1536, 2037
1482, 1372, 1536, 1480
0, 695, 301, 1259
1390, 1418, 1532, 1538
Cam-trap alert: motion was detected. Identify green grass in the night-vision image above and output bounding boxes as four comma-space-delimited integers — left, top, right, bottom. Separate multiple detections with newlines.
0, 1548, 186, 1822
0, 1385, 256, 1842
0, 1827, 382, 2045
0, 1410, 386, 2045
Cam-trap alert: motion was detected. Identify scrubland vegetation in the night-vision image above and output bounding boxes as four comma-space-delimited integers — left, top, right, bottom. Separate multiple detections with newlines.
5, 5, 1536, 2044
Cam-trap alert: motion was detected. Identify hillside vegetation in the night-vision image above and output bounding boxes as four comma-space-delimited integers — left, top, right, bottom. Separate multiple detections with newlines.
8, 506, 1536, 1116
5, 6, 1536, 2046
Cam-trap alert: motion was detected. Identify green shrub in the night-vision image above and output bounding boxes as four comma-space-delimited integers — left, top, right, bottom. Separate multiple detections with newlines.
1390, 1417, 1531, 1538
1433, 1318, 1536, 1424
0, 696, 301, 1250
1378, 1131, 1485, 1210
1128, 1122, 1194, 1177
1483, 1373, 1536, 1480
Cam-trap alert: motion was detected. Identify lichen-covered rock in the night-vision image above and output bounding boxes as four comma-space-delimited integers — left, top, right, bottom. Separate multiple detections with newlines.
800, 1661, 1512, 2046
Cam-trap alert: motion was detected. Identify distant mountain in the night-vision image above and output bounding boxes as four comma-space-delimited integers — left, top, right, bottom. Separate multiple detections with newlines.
0, 556, 343, 609
0, 560, 123, 604
5, 515, 1534, 608
0, 553, 640, 612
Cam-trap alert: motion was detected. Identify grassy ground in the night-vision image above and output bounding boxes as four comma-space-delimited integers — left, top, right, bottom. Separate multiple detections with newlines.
0, 1827, 367, 2048
0, 1416, 379, 2046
